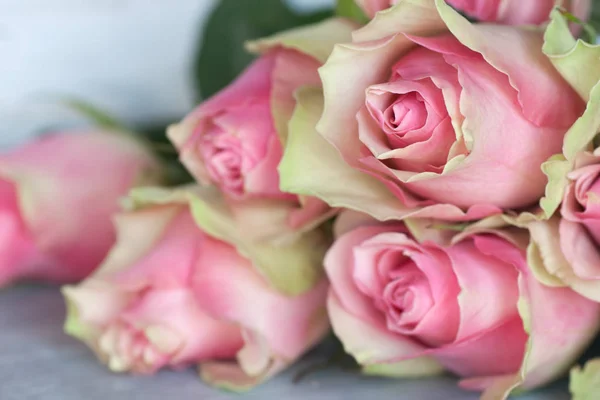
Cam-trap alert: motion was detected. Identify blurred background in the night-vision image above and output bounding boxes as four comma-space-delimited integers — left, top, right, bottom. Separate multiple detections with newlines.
0, 0, 333, 146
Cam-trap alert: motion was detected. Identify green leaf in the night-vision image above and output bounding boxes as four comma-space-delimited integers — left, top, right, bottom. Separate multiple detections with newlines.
193, 0, 332, 101
557, 7, 598, 44
335, 0, 369, 24
589, 0, 600, 38
62, 97, 128, 132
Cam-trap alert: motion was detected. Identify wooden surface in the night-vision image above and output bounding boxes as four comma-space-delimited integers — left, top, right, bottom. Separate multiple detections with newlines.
0, 286, 569, 400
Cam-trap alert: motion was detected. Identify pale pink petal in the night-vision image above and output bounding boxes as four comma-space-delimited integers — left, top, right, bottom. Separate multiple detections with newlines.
473, 234, 600, 394
446, 0, 501, 21
325, 225, 403, 324
446, 239, 520, 341
328, 291, 432, 364
437, 1, 585, 128
0, 132, 160, 282
559, 219, 600, 280
120, 289, 243, 365
434, 317, 527, 377
0, 178, 45, 285
62, 280, 133, 329
113, 210, 202, 290
355, 0, 393, 18
270, 49, 321, 141
193, 236, 329, 362
404, 55, 566, 209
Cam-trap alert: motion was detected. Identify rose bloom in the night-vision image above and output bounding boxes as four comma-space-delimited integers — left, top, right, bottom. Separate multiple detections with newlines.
356, 0, 591, 25
290, 0, 585, 222
0, 132, 161, 287
526, 149, 600, 303
168, 19, 354, 235
326, 212, 600, 398
63, 194, 329, 389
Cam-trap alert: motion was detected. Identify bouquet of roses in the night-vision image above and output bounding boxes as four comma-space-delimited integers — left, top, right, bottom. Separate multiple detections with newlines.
4, 0, 600, 399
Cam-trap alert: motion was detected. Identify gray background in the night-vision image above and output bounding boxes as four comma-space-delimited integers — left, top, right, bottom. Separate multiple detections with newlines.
0, 0, 333, 146
0, 286, 569, 399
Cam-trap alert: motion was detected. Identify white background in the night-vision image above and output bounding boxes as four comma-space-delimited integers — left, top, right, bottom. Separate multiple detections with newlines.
0, 0, 332, 145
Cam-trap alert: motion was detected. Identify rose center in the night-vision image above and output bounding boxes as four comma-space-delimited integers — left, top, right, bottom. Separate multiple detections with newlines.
200, 125, 244, 196
385, 93, 427, 135
382, 261, 433, 334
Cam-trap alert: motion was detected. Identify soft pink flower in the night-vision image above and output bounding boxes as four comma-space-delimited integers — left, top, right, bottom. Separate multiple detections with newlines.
356, 0, 591, 25
307, 0, 585, 222
326, 212, 600, 396
0, 132, 161, 287
63, 199, 329, 388
537, 150, 600, 301
168, 48, 331, 233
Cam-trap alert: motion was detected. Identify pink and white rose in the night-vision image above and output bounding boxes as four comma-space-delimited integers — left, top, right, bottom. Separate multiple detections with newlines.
0, 132, 161, 287
561, 152, 600, 281
326, 212, 600, 398
168, 19, 355, 236
281, 0, 586, 222
63, 189, 329, 389
525, 150, 600, 303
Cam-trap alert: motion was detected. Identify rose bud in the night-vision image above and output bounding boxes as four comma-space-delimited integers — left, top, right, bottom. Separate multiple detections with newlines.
63, 187, 329, 389
326, 211, 600, 398
168, 19, 355, 238
0, 132, 161, 287
355, 0, 591, 26
280, 0, 586, 222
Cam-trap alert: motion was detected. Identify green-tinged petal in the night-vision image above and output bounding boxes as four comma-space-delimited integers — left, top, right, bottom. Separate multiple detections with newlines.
246, 18, 357, 63
503, 154, 584, 226
352, 0, 445, 42
122, 185, 193, 210
571, 359, 600, 400
280, 86, 497, 221
435, 0, 583, 128
453, 215, 529, 250
403, 218, 457, 246
526, 242, 567, 288
470, 249, 600, 399
199, 358, 286, 393
62, 286, 97, 343
362, 360, 444, 378
320, 0, 446, 164
61, 281, 132, 348
328, 293, 443, 377
543, 10, 600, 102
539, 155, 571, 218
527, 218, 600, 301
280, 87, 412, 220
101, 201, 181, 278
188, 186, 328, 296
563, 82, 600, 161
526, 219, 570, 288
247, 18, 356, 148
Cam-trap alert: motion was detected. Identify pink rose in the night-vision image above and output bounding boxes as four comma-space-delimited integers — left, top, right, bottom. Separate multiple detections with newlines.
283, 0, 585, 222
168, 20, 355, 235
356, 0, 591, 25
561, 153, 600, 275
0, 132, 161, 287
63, 192, 329, 389
326, 211, 600, 397
525, 150, 600, 302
